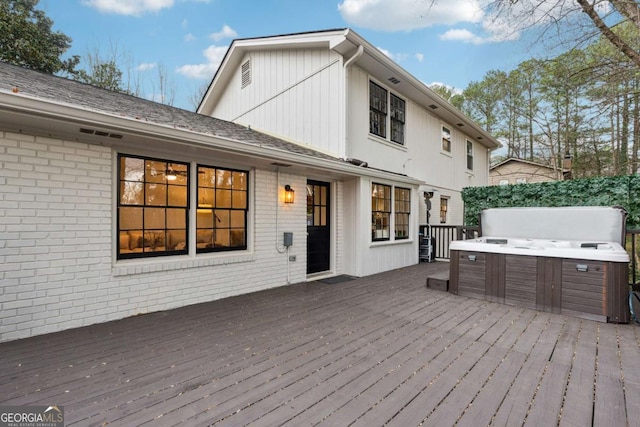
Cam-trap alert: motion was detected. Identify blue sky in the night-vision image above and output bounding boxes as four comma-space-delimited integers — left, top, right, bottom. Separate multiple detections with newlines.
39, 0, 566, 111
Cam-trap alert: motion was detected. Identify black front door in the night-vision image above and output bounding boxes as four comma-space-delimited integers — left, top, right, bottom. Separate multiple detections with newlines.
307, 180, 330, 274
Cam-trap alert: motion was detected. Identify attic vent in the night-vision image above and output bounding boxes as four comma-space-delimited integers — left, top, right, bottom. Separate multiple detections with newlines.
78, 128, 123, 139
457, 123, 464, 127
429, 104, 438, 109
388, 77, 400, 84
241, 59, 251, 88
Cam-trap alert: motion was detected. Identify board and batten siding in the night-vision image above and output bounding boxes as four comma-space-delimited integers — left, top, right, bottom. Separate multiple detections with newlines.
212, 48, 345, 157
346, 65, 489, 226
341, 176, 420, 277
0, 131, 312, 342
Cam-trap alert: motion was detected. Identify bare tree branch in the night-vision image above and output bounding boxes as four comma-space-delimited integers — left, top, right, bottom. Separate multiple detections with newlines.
576, 0, 640, 68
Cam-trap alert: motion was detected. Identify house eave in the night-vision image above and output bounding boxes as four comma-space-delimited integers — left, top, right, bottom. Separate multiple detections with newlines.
0, 91, 423, 186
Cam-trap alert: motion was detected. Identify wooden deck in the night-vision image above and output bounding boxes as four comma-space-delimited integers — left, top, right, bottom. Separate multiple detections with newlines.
1, 262, 639, 426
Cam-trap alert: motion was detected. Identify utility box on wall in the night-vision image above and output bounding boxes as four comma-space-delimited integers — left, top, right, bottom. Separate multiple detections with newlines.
283, 232, 293, 247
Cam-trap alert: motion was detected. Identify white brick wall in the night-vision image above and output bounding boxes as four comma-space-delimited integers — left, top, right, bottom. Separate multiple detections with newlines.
0, 132, 312, 342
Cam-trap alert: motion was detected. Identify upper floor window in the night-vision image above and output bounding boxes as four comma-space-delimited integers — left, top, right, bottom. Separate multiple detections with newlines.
196, 166, 248, 252
370, 80, 405, 145
118, 155, 189, 259
390, 94, 405, 144
371, 183, 391, 241
442, 126, 451, 152
466, 140, 474, 170
369, 81, 387, 138
394, 187, 411, 239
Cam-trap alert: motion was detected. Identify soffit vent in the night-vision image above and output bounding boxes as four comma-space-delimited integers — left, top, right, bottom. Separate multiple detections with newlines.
429, 104, 438, 109
388, 77, 400, 85
79, 128, 123, 139
241, 59, 251, 89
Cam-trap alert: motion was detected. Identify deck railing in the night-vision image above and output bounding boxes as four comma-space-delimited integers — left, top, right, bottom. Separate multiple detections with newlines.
419, 224, 480, 260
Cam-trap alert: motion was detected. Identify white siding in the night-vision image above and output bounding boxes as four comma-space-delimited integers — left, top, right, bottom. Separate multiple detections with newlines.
0, 132, 314, 342
212, 48, 345, 157
346, 66, 490, 225
342, 176, 419, 277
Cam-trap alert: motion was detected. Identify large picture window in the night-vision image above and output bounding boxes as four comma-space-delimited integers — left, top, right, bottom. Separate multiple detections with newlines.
394, 187, 411, 239
118, 155, 189, 259
196, 165, 248, 252
371, 183, 391, 241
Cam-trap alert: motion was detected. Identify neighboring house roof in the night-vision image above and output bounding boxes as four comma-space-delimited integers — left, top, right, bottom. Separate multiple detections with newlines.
198, 28, 501, 151
0, 61, 422, 185
490, 157, 558, 171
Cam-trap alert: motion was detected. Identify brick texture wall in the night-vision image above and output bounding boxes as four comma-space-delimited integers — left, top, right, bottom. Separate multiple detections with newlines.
0, 132, 310, 342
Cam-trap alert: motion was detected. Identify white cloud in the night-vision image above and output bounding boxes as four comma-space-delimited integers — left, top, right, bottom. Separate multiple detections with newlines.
137, 62, 157, 71
209, 25, 238, 41
338, 0, 592, 45
176, 45, 228, 79
82, 0, 174, 15
181, 18, 189, 29
376, 46, 408, 63
415, 53, 424, 62
338, 0, 483, 31
439, 28, 486, 45
184, 33, 196, 41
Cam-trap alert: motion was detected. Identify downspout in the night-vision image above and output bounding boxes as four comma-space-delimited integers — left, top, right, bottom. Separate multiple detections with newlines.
342, 45, 364, 159
342, 44, 364, 276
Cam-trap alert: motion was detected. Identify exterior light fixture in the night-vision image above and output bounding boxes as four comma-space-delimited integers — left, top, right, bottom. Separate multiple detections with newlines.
284, 185, 295, 203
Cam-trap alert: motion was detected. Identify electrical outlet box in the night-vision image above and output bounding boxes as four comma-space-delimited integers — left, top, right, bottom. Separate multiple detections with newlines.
289, 255, 297, 262
283, 232, 293, 247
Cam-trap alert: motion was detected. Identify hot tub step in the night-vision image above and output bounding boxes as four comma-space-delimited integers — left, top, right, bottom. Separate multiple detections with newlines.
427, 270, 449, 291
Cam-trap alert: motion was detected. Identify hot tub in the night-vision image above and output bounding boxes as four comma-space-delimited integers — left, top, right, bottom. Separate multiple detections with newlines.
449, 207, 630, 323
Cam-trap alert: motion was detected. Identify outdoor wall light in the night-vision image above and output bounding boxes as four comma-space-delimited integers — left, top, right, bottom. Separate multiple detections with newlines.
284, 185, 295, 204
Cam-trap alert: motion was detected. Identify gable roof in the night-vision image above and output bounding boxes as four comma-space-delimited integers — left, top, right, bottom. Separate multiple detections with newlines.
490, 157, 558, 171
0, 61, 422, 185
198, 28, 500, 151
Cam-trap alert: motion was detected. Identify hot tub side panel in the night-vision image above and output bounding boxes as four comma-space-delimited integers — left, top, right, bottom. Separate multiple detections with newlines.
606, 261, 629, 323
504, 255, 537, 311
560, 259, 606, 321
450, 250, 504, 302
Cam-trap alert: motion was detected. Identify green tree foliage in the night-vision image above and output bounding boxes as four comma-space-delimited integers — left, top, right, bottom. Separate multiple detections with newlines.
0, 0, 78, 74
458, 22, 640, 178
462, 175, 640, 228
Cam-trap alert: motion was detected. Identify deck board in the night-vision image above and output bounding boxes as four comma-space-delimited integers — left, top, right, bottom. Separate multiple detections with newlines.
1, 261, 638, 426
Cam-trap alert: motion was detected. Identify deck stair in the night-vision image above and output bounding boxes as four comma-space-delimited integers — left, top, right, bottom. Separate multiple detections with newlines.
426, 269, 449, 291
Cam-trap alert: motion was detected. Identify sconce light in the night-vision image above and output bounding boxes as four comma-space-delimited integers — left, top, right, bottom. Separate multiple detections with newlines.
284, 185, 295, 204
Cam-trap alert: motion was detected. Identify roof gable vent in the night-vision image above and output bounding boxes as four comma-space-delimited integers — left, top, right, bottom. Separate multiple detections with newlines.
241, 59, 251, 89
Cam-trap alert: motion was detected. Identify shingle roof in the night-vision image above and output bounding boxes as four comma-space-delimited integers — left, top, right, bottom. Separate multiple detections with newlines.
0, 61, 339, 161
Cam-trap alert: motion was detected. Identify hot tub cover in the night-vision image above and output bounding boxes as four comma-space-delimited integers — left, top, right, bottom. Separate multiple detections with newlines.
479, 206, 626, 245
